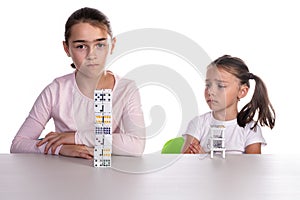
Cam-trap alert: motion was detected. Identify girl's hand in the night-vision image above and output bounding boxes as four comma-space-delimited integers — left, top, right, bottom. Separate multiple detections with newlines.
36, 131, 76, 154
59, 144, 94, 160
182, 136, 206, 154
188, 140, 206, 154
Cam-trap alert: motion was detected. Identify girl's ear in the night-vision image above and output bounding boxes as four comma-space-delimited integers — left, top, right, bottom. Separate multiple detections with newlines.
110, 37, 116, 54
63, 41, 71, 57
238, 84, 249, 99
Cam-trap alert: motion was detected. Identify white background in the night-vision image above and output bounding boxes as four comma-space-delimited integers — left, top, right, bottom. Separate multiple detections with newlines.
0, 0, 299, 154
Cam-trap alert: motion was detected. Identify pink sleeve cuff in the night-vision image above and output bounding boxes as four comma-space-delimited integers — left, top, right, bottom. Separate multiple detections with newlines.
37, 142, 62, 155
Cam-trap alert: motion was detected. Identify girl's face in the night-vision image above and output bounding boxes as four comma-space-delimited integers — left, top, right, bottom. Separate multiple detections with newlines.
204, 66, 247, 116
63, 22, 115, 78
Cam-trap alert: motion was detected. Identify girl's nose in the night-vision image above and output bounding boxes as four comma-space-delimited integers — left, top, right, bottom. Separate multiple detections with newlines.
207, 87, 215, 96
86, 48, 97, 60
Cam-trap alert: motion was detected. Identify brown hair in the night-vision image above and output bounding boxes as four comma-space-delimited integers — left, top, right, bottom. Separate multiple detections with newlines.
64, 7, 113, 69
211, 55, 275, 130
64, 7, 113, 45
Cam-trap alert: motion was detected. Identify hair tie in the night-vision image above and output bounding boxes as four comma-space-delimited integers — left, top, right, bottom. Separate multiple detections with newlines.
71, 63, 76, 68
248, 73, 254, 80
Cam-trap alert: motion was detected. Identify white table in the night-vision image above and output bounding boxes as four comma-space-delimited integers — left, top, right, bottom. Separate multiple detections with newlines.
1, 153, 300, 200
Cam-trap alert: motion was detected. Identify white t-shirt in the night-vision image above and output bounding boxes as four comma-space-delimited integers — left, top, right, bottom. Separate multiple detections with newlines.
183, 112, 266, 154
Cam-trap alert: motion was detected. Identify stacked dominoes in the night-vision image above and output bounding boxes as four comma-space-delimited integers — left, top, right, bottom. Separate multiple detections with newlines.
209, 125, 226, 159
94, 89, 112, 167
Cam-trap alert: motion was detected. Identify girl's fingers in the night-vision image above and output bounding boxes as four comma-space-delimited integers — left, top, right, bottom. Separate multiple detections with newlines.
37, 136, 51, 147
44, 136, 60, 154
189, 144, 199, 153
189, 143, 206, 154
36, 132, 56, 146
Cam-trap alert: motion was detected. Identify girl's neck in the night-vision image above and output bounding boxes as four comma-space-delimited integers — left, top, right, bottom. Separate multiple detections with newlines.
75, 71, 105, 99
212, 108, 238, 121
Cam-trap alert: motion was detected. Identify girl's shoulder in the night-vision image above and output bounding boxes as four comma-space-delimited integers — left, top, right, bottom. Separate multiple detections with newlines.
53, 72, 75, 84
190, 112, 212, 124
112, 71, 138, 91
45, 72, 75, 92
244, 121, 262, 133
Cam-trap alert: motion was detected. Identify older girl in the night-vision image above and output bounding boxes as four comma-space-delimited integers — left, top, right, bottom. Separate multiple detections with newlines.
11, 7, 145, 159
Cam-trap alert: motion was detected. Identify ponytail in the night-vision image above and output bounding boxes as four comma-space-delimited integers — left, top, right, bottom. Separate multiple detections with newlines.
237, 73, 275, 130
212, 55, 276, 130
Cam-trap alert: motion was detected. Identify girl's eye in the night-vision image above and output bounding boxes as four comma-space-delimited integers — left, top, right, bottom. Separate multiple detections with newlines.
96, 43, 106, 49
218, 84, 226, 88
205, 83, 211, 88
76, 44, 86, 49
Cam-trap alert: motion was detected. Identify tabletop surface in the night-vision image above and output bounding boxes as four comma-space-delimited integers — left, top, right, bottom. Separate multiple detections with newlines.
1, 153, 300, 200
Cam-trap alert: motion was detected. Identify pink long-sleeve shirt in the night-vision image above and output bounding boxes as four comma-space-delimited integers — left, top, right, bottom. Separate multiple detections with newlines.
11, 72, 146, 156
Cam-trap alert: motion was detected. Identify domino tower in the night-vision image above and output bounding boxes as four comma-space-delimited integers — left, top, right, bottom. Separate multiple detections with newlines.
94, 89, 112, 167
209, 125, 226, 159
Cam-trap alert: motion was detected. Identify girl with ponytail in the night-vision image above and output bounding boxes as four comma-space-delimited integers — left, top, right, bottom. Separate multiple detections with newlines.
182, 55, 275, 154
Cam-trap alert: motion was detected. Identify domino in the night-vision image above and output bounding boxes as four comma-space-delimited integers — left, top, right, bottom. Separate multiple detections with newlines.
209, 125, 226, 159
95, 134, 105, 146
95, 114, 112, 125
94, 91, 112, 102
95, 102, 112, 113
94, 89, 112, 168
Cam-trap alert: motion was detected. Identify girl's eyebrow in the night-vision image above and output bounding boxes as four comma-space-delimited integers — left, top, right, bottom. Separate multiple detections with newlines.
205, 79, 230, 85
205, 79, 228, 82
215, 79, 228, 83
72, 38, 107, 43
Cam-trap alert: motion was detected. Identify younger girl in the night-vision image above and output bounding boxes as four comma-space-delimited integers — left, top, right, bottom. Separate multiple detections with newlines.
182, 55, 275, 154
